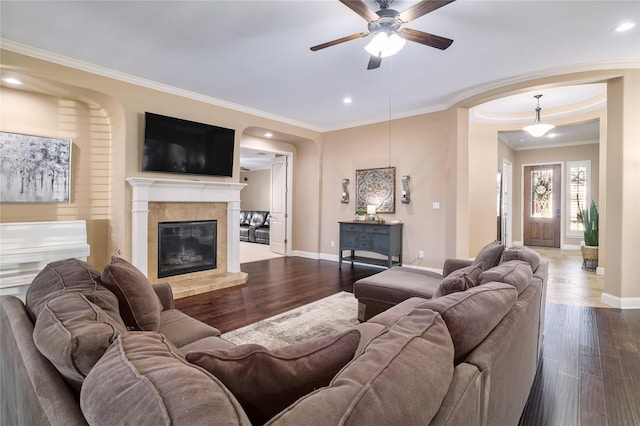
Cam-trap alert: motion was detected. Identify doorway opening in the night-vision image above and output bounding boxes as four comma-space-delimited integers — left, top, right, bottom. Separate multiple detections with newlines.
523, 163, 562, 248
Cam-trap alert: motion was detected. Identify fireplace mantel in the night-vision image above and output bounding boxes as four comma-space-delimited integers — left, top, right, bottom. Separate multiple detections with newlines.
127, 177, 245, 277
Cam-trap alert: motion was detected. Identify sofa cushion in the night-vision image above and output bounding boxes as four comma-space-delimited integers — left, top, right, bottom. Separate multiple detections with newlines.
101, 256, 162, 331
158, 309, 221, 348
417, 282, 518, 364
186, 329, 360, 425
434, 265, 482, 297
239, 210, 248, 224
471, 241, 505, 271
249, 211, 267, 227
269, 308, 454, 425
500, 245, 542, 272
480, 260, 533, 295
33, 292, 127, 391
25, 258, 121, 323
80, 332, 251, 426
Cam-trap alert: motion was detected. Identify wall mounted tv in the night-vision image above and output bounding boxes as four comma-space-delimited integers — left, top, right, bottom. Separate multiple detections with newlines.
142, 112, 235, 177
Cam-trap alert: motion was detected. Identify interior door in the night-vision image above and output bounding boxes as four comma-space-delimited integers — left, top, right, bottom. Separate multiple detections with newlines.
270, 156, 287, 254
523, 164, 561, 247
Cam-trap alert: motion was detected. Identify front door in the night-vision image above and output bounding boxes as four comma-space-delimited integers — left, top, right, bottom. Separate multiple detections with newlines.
523, 164, 561, 247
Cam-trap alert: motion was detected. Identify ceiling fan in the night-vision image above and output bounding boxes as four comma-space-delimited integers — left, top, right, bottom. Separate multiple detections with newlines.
310, 0, 455, 70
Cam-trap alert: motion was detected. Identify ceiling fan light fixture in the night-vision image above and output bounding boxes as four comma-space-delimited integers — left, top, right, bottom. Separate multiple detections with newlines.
364, 31, 406, 58
523, 94, 555, 138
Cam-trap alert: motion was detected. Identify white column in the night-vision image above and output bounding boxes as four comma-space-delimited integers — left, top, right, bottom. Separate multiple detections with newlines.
129, 180, 153, 276
227, 200, 242, 273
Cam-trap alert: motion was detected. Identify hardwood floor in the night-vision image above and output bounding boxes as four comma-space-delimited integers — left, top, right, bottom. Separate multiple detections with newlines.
521, 304, 640, 426
177, 257, 640, 425
175, 257, 379, 333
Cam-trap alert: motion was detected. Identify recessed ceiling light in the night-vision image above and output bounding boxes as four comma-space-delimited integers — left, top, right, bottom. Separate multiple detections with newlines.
265, 132, 273, 138
2, 77, 23, 85
546, 133, 558, 138
343, 97, 352, 104
615, 22, 635, 32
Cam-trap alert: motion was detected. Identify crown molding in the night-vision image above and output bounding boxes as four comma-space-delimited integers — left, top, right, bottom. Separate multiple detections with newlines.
0, 39, 324, 133
2, 39, 639, 133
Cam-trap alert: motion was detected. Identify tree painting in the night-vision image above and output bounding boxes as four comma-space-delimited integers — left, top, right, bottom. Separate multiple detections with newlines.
0, 132, 71, 203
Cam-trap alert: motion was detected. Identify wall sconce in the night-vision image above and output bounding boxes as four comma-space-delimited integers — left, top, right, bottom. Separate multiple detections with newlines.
401, 175, 411, 204
341, 178, 350, 203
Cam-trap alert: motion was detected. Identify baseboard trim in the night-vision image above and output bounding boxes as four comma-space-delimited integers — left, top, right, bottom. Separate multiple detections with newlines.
292, 250, 320, 260
601, 292, 640, 309
561, 244, 581, 250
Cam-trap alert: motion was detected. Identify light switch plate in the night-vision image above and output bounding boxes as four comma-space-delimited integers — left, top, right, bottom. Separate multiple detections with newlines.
433, 202, 440, 209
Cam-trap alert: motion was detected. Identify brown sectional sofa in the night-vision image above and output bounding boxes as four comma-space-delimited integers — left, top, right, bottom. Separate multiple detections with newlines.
1, 247, 547, 425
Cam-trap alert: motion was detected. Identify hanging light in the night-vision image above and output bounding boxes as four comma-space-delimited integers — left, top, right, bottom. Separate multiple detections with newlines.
523, 94, 555, 137
364, 32, 406, 58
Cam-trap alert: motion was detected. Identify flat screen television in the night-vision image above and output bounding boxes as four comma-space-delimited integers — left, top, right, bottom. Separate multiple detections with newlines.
142, 112, 235, 177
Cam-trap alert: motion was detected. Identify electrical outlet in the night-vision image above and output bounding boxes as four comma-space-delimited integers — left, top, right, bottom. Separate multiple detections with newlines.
418, 250, 424, 259
330, 241, 335, 247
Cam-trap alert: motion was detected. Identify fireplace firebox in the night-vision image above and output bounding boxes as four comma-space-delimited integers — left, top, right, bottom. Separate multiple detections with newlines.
158, 220, 217, 278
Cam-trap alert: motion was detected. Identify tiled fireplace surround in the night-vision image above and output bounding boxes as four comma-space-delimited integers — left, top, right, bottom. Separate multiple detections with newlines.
127, 177, 247, 296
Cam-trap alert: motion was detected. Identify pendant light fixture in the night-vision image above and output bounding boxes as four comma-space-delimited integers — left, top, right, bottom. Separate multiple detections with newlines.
523, 94, 555, 137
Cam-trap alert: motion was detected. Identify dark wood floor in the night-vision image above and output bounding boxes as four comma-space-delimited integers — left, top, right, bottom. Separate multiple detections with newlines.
177, 257, 640, 425
521, 303, 640, 426
175, 257, 380, 333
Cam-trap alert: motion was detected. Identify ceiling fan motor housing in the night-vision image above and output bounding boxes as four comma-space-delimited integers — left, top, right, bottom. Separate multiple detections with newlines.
368, 9, 402, 34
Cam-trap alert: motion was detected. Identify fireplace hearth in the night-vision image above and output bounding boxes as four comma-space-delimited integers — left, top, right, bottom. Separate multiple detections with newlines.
158, 220, 217, 278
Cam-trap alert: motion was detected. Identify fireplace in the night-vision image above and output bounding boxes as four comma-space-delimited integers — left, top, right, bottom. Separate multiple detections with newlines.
158, 220, 217, 278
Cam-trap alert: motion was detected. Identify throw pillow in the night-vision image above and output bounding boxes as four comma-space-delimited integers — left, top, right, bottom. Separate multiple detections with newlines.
186, 329, 360, 425
80, 332, 251, 426
25, 258, 121, 324
269, 308, 454, 425
479, 260, 533, 295
500, 245, 541, 272
101, 256, 162, 331
33, 292, 127, 390
434, 265, 482, 297
471, 241, 505, 271
417, 282, 518, 364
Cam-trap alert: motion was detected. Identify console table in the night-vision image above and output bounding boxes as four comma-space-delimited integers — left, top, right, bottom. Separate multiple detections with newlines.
338, 221, 403, 269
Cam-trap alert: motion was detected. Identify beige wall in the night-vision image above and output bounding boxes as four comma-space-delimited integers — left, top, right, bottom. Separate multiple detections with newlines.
468, 123, 500, 255
605, 72, 640, 300
240, 169, 270, 211
0, 88, 111, 266
322, 109, 468, 268
2, 49, 638, 302
0, 49, 322, 265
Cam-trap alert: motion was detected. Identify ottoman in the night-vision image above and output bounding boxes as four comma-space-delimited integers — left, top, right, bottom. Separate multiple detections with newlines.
353, 267, 443, 321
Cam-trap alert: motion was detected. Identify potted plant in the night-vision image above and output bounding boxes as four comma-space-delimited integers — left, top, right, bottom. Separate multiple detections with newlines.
355, 209, 367, 221
579, 200, 599, 269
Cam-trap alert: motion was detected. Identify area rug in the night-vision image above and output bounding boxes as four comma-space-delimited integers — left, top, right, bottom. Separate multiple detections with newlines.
221, 292, 359, 349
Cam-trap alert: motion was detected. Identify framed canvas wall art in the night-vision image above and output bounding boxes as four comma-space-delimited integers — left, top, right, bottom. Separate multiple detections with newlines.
355, 166, 395, 213
0, 131, 71, 203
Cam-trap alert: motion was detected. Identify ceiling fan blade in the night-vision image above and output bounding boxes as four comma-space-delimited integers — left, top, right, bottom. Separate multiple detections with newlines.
399, 0, 456, 23
367, 55, 382, 70
399, 28, 453, 50
339, 0, 380, 22
310, 32, 369, 51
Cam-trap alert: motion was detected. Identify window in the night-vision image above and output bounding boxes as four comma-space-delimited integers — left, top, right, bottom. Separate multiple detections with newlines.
567, 161, 591, 238
531, 169, 553, 218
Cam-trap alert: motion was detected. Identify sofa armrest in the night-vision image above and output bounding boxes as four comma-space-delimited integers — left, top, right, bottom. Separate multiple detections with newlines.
442, 258, 474, 277
152, 282, 175, 311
